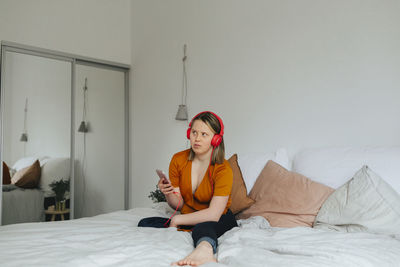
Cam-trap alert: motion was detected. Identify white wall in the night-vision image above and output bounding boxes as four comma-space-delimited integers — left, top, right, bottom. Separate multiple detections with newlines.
131, 0, 400, 208
0, 0, 131, 64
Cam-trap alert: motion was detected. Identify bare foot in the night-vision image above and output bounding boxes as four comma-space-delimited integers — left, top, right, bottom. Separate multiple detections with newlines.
171, 241, 217, 266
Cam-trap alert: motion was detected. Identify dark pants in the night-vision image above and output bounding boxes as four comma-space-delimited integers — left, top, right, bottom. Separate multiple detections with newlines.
192, 210, 238, 253
138, 210, 238, 253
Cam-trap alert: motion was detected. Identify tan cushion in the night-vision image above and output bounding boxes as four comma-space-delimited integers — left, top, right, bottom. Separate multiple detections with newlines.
12, 160, 41, 188
227, 154, 255, 214
2, 162, 12, 185
237, 160, 334, 227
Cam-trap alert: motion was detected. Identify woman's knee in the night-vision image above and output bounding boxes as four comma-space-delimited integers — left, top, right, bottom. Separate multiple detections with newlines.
193, 221, 214, 230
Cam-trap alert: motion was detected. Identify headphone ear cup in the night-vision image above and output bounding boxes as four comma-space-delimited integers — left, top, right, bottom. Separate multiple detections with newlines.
211, 135, 222, 147
186, 128, 191, 139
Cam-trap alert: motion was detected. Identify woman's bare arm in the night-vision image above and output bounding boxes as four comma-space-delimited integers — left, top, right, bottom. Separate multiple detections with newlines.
170, 196, 228, 227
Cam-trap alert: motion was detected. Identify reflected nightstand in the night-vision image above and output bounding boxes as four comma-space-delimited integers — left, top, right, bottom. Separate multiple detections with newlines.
44, 209, 70, 221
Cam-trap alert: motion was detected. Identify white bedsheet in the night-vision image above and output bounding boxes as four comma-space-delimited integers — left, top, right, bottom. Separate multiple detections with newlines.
0, 204, 399, 267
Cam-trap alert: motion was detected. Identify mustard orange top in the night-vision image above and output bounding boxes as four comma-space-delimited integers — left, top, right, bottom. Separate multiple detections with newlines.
169, 149, 233, 214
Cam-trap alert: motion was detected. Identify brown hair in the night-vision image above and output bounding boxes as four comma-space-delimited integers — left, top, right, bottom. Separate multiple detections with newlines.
188, 112, 225, 164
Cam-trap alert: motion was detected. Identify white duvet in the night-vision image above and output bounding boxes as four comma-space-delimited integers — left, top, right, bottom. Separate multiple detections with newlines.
0, 204, 399, 267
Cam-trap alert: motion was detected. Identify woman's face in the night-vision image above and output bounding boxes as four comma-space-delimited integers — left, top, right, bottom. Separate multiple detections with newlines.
190, 120, 214, 155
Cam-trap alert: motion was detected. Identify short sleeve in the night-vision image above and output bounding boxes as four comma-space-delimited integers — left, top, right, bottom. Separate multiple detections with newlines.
213, 162, 233, 197
168, 154, 180, 188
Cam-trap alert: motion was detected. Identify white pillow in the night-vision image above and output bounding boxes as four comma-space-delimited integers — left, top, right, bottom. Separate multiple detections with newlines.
292, 146, 400, 195
12, 156, 49, 171
238, 148, 290, 194
40, 157, 71, 197
314, 166, 400, 235
12, 157, 36, 171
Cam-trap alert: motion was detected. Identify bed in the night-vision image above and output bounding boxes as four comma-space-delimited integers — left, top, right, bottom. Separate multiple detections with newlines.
1, 147, 399, 266
0, 203, 399, 267
1, 185, 44, 225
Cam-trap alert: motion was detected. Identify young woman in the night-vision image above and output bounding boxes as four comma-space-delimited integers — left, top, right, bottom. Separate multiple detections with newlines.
138, 111, 237, 266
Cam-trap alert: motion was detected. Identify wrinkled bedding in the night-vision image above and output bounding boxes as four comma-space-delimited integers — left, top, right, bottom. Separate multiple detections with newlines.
0, 203, 399, 267
2, 184, 18, 192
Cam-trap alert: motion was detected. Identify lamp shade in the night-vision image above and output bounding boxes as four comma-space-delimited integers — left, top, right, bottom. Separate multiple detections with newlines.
175, 105, 188, 121
78, 121, 88, 133
20, 133, 28, 142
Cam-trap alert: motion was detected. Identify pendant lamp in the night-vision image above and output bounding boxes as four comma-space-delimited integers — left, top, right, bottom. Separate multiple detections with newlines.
78, 78, 89, 133
175, 44, 189, 121
20, 98, 28, 142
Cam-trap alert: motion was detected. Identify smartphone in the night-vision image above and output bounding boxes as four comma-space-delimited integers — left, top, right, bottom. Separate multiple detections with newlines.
156, 169, 170, 184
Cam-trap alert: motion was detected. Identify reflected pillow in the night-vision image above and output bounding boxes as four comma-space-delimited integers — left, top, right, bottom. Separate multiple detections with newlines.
12, 160, 41, 188
227, 154, 255, 214
237, 160, 334, 227
2, 162, 12, 185
12, 157, 38, 171
12, 156, 49, 171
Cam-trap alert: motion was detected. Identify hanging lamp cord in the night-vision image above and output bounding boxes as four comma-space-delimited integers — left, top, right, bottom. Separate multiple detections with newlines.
80, 78, 88, 216
23, 98, 28, 133
82, 78, 88, 122
182, 44, 188, 106
182, 45, 190, 148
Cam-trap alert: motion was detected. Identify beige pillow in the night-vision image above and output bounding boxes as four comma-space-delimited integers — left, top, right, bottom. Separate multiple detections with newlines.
227, 154, 255, 214
237, 160, 334, 227
12, 160, 41, 188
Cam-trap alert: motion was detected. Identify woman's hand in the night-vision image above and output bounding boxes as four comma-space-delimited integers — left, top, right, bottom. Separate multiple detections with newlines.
158, 178, 174, 196
169, 214, 181, 228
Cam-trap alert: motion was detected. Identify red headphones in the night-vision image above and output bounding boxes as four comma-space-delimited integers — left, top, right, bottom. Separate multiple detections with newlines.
187, 111, 224, 147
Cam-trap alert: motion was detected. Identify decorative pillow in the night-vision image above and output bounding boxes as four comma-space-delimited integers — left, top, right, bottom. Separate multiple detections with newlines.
292, 146, 400, 194
238, 148, 290, 194
237, 160, 334, 227
227, 154, 255, 214
314, 166, 400, 235
12, 160, 41, 188
2, 162, 12, 185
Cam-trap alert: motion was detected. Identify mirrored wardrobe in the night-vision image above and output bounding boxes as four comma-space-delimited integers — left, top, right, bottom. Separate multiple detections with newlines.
0, 42, 129, 225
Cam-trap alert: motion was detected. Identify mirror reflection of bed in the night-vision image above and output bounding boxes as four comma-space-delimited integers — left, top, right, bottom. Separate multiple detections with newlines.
2, 157, 70, 225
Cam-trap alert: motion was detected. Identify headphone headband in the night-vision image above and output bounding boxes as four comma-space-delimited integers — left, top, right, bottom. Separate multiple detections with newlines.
187, 111, 224, 147
188, 111, 224, 136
